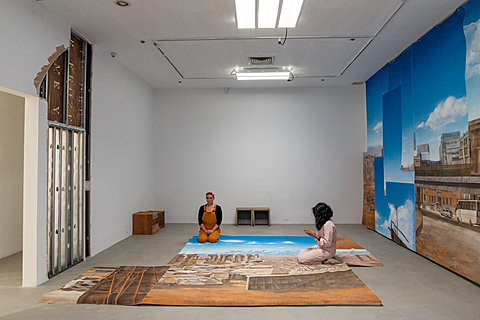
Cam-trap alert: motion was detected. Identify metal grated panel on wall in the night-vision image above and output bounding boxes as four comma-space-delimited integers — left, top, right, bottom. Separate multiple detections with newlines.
47, 125, 84, 277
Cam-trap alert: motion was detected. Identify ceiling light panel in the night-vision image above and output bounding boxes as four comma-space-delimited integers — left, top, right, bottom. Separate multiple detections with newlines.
236, 71, 291, 80
258, 0, 280, 28
235, 0, 256, 28
278, 0, 304, 28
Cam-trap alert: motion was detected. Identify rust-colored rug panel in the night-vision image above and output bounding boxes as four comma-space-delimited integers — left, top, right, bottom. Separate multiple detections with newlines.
335, 252, 383, 267
336, 236, 365, 249
77, 266, 168, 305
335, 237, 383, 266
144, 286, 380, 306
143, 270, 381, 306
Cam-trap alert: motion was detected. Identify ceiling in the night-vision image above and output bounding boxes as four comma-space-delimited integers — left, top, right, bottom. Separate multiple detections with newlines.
38, 0, 466, 88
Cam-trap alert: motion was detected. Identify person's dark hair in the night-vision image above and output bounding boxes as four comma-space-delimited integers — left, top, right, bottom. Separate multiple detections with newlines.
312, 202, 333, 230
206, 192, 215, 197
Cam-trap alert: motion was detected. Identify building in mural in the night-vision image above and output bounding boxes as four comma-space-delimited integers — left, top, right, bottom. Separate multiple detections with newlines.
417, 144, 430, 160
439, 132, 461, 165
362, 145, 382, 230
459, 132, 470, 164
468, 118, 480, 173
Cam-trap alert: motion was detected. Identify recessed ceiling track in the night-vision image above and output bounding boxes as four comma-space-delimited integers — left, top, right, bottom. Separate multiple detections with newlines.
153, 35, 371, 42
339, 0, 405, 76
153, 42, 185, 79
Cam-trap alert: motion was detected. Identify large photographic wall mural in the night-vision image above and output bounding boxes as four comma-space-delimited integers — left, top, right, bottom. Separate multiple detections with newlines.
363, 0, 480, 285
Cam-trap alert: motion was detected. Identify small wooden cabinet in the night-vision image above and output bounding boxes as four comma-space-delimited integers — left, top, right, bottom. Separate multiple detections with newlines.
235, 207, 270, 226
133, 211, 165, 235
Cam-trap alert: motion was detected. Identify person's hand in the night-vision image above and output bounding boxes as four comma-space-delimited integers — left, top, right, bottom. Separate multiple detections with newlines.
304, 229, 316, 238
206, 230, 212, 235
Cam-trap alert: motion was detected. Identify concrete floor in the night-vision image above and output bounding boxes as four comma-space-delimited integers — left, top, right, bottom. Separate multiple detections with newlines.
0, 224, 479, 320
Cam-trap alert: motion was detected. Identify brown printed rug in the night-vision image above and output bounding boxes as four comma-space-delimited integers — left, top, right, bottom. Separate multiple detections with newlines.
40, 236, 382, 306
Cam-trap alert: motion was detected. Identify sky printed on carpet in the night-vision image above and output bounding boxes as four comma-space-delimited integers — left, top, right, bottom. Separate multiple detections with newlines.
180, 235, 369, 256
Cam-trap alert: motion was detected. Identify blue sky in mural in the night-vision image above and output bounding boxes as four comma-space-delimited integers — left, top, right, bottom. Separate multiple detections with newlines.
366, 50, 414, 184
368, 40, 417, 249
366, 68, 388, 149
463, 2, 480, 121
395, 50, 415, 171
412, 9, 467, 161
180, 235, 369, 256
383, 84, 414, 185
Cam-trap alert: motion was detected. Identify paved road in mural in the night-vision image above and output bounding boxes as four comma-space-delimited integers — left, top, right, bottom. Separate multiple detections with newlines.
416, 214, 480, 284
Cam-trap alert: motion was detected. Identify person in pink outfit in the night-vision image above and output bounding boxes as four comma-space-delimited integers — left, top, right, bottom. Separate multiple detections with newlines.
298, 202, 337, 264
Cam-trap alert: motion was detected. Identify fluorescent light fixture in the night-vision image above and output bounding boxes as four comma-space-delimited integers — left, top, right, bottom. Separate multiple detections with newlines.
234, 69, 293, 80
258, 0, 280, 28
278, 0, 304, 28
235, 0, 256, 28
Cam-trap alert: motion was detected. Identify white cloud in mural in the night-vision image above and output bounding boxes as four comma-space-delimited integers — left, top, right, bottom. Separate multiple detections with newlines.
375, 210, 389, 237
375, 201, 415, 251
373, 121, 383, 134
420, 96, 467, 130
465, 21, 480, 79
387, 200, 415, 250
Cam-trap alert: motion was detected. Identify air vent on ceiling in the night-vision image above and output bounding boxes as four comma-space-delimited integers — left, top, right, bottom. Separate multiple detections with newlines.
249, 56, 274, 65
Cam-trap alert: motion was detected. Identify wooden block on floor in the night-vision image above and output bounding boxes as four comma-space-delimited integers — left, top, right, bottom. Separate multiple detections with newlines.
133, 210, 165, 235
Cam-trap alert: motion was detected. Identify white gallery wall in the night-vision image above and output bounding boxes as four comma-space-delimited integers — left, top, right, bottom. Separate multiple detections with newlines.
153, 87, 366, 225
0, 0, 70, 96
0, 91, 25, 259
0, 0, 156, 284
90, 50, 156, 257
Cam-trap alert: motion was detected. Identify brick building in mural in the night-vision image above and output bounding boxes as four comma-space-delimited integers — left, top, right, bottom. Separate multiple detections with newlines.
417, 188, 462, 208
468, 118, 480, 173
459, 132, 470, 164
362, 155, 375, 230
362, 145, 382, 231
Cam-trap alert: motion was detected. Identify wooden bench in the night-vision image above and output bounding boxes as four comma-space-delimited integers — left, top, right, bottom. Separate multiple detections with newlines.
235, 207, 270, 226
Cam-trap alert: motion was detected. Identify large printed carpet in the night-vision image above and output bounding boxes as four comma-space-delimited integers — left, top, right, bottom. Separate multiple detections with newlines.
40, 235, 382, 306
175, 235, 383, 267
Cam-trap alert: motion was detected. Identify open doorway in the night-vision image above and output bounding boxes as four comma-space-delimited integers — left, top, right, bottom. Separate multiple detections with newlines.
0, 90, 25, 286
